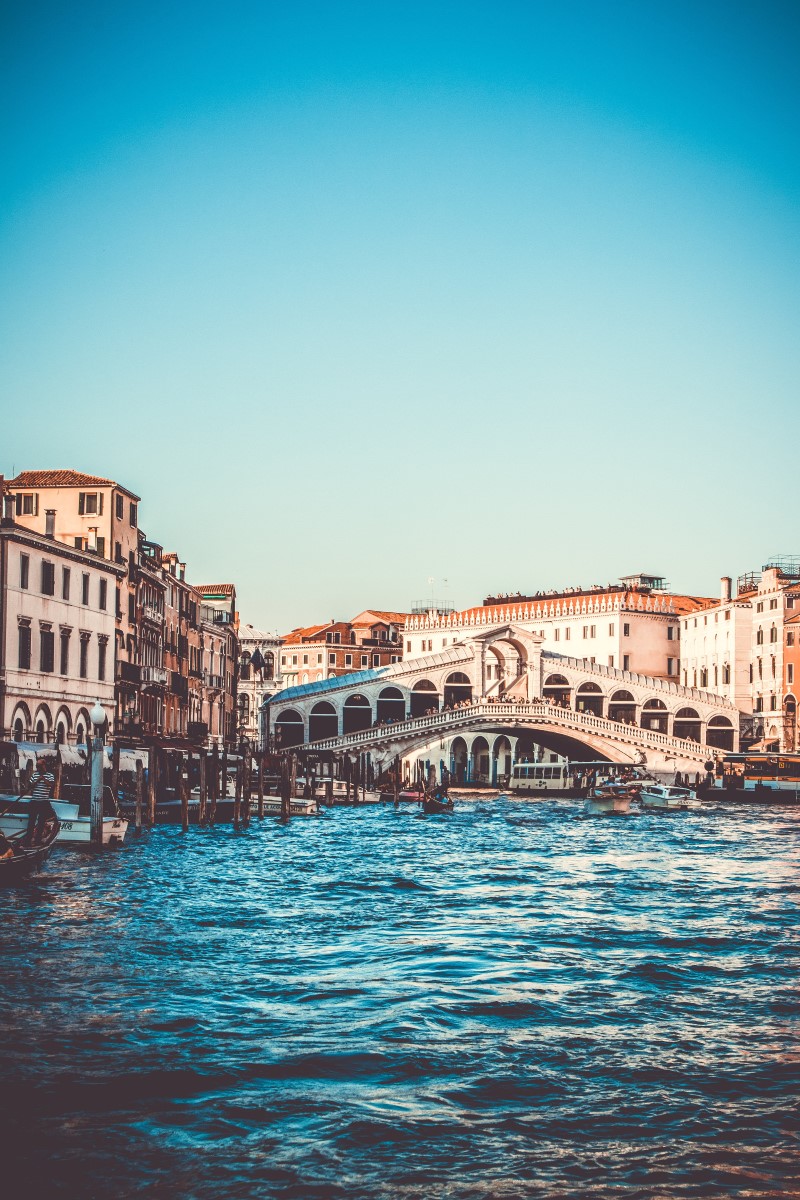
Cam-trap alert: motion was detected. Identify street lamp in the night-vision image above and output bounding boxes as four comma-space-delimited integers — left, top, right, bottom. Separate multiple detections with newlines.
90, 700, 106, 847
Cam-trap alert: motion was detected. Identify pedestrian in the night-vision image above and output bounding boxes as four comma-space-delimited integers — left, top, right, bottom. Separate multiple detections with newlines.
24, 754, 55, 846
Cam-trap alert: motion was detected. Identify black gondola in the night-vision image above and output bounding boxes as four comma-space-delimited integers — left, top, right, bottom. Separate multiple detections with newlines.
422, 796, 454, 814
0, 815, 60, 885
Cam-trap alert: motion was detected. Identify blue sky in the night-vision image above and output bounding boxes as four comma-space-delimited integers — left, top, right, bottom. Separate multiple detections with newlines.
2, 1, 798, 630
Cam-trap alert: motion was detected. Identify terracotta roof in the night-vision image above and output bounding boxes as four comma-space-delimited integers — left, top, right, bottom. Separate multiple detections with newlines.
282, 623, 332, 644
6, 469, 140, 500
435, 590, 716, 626
351, 609, 412, 625
194, 584, 236, 596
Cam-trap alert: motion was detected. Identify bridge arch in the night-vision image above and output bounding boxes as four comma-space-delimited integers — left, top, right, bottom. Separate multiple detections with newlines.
309, 701, 338, 742
608, 689, 636, 724
576, 682, 603, 717
377, 687, 406, 724
674, 706, 701, 742
543, 674, 571, 707
641, 697, 668, 732
706, 714, 734, 751
444, 671, 472, 708
492, 735, 513, 785
343, 694, 372, 734
410, 679, 439, 718
275, 708, 305, 747
450, 736, 468, 782
471, 735, 490, 784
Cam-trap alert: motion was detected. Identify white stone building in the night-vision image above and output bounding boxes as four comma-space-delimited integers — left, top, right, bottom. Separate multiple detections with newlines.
678, 577, 754, 713
749, 565, 800, 747
0, 516, 124, 745
236, 622, 283, 749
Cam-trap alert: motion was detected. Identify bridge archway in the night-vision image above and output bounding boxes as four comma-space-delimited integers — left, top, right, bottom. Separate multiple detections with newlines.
471, 735, 490, 784
309, 701, 338, 742
641, 698, 668, 732
543, 674, 571, 707
492, 735, 513, 785
608, 689, 636, 724
343, 694, 372, 734
444, 671, 472, 708
451, 736, 468, 783
377, 687, 406, 724
576, 682, 603, 717
674, 706, 701, 742
410, 679, 439, 718
275, 708, 305, 748
55, 706, 72, 746
706, 715, 734, 751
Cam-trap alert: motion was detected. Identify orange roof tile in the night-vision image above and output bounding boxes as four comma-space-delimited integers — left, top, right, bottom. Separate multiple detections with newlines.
7, 469, 140, 500
194, 583, 236, 596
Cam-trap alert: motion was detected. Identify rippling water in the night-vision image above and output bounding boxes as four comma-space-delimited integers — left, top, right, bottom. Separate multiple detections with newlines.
2, 797, 799, 1198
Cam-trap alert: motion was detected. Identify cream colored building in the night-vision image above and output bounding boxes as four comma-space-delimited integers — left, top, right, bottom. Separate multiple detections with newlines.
0, 515, 124, 744
678, 577, 753, 713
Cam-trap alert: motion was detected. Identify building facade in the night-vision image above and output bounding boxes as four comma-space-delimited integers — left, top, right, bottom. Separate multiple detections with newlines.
195, 585, 238, 749
237, 623, 283, 749
678, 576, 754, 713
0, 513, 124, 744
280, 610, 407, 690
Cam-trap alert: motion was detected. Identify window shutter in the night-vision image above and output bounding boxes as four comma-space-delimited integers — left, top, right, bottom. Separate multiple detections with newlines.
78, 493, 85, 515
15, 494, 21, 515
99, 493, 104, 515
34, 494, 39, 515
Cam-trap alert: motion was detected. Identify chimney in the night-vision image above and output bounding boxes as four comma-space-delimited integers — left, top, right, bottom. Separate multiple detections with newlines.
2, 491, 14, 526
87, 527, 98, 552
45, 509, 56, 538
720, 576, 732, 604
179, 563, 185, 582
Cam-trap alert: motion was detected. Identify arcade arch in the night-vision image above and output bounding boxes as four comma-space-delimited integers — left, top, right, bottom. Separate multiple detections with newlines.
576, 682, 603, 717
343, 694, 372, 734
444, 672, 472, 708
309, 701, 338, 742
275, 708, 305, 748
376, 687, 406, 724
410, 679, 439, 718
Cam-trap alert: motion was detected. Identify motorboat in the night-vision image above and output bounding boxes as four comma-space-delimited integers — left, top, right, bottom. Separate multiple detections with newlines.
640, 784, 698, 812
260, 796, 320, 817
583, 784, 636, 816
0, 794, 127, 845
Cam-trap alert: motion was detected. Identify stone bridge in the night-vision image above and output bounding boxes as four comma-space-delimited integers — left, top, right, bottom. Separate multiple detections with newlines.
262, 625, 740, 775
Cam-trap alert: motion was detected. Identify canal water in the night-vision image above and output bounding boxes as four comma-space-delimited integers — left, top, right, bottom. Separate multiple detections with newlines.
1, 798, 798, 1199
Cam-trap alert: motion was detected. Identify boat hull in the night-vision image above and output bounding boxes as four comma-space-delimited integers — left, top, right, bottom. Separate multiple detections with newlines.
0, 811, 127, 844
584, 795, 632, 816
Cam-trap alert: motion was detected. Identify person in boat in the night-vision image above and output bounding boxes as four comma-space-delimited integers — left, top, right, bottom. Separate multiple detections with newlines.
23, 755, 55, 846
0, 831, 15, 861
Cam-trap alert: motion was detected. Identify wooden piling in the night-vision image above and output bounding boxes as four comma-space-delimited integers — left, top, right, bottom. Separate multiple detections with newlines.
290, 753, 297, 811
243, 752, 252, 826
233, 760, 242, 830
147, 745, 156, 826
257, 752, 264, 818
198, 749, 207, 826
135, 759, 143, 830
53, 751, 63, 801
279, 756, 290, 820
110, 741, 121, 814
180, 757, 189, 833
209, 748, 218, 826
393, 755, 400, 806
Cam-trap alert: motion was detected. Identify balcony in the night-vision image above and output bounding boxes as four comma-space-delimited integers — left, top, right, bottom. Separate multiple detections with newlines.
142, 603, 164, 625
171, 672, 189, 699
116, 661, 141, 684
141, 666, 168, 687
205, 672, 225, 690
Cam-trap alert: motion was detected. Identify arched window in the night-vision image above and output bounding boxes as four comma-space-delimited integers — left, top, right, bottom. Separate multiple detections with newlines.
309, 701, 338, 741
274, 708, 305, 748
343, 694, 372, 734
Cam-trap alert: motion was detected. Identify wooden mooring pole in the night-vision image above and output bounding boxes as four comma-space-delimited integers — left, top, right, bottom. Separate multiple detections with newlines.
198, 749, 207, 826
135, 759, 143, 831
243, 752, 252, 827
257, 752, 264, 818
110, 741, 121, 814
147, 745, 156, 826
233, 759, 242, 830
181, 755, 190, 833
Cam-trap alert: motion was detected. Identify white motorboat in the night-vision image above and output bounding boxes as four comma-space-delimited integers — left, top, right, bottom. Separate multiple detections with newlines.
584, 784, 635, 816
640, 784, 698, 812
313, 780, 382, 805
260, 796, 320, 817
0, 795, 128, 845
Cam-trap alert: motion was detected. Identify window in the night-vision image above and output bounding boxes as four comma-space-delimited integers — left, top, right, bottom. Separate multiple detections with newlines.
372, 654, 380, 667
722, 664, 730, 684
18, 624, 31, 670
302, 654, 308, 665
770, 626, 778, 643
79, 635, 89, 679
770, 694, 777, 710
345, 653, 353, 666
623, 623, 630, 637
329, 653, 336, 665
16, 493, 37, 515
74, 537, 84, 551
554, 628, 560, 642
788, 597, 795, 610
40, 627, 55, 673
749, 663, 753, 683
78, 492, 101, 515
99, 579, 107, 610
667, 658, 675, 675
317, 653, 322, 664
788, 664, 794, 685
115, 494, 124, 520
406, 640, 411, 652
62, 568, 70, 600
590, 625, 596, 638
788, 632, 795, 647
703, 615, 707, 626
756, 628, 764, 645
82, 574, 89, 605
758, 658, 763, 679
700, 668, 708, 688
667, 626, 675, 641
114, 541, 122, 562
130, 503, 137, 527
608, 655, 615, 667
361, 654, 368, 667
756, 602, 764, 613
754, 696, 763, 712
622, 654, 630, 670
60, 630, 70, 675
608, 623, 615, 636
770, 598, 778, 610
19, 554, 29, 589
98, 638, 107, 681
725, 609, 730, 620
564, 628, 570, 641
771, 656, 776, 678
96, 537, 105, 559
582, 625, 588, 638
128, 594, 135, 622
41, 561, 55, 595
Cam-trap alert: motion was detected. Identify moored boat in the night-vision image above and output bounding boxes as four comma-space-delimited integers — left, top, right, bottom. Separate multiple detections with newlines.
584, 783, 637, 816
0, 813, 60, 883
0, 794, 127, 845
640, 784, 697, 812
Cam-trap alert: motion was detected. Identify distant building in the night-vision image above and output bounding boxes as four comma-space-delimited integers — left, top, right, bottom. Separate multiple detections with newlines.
194, 584, 238, 749
678, 576, 754, 713
748, 562, 800, 749
236, 623, 283, 749
280, 610, 408, 690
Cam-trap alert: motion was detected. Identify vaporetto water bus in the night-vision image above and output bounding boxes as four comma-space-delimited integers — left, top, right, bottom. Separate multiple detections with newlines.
714, 753, 800, 804
509, 760, 638, 796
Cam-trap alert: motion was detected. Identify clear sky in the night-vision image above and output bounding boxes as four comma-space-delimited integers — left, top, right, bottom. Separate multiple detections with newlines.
2, 1, 798, 631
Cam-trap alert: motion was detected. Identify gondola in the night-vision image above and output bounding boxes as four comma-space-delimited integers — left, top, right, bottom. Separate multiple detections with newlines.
0, 814, 60, 884
422, 795, 454, 815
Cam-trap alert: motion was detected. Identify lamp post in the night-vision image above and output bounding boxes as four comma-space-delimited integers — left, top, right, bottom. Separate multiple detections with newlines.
89, 700, 106, 848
